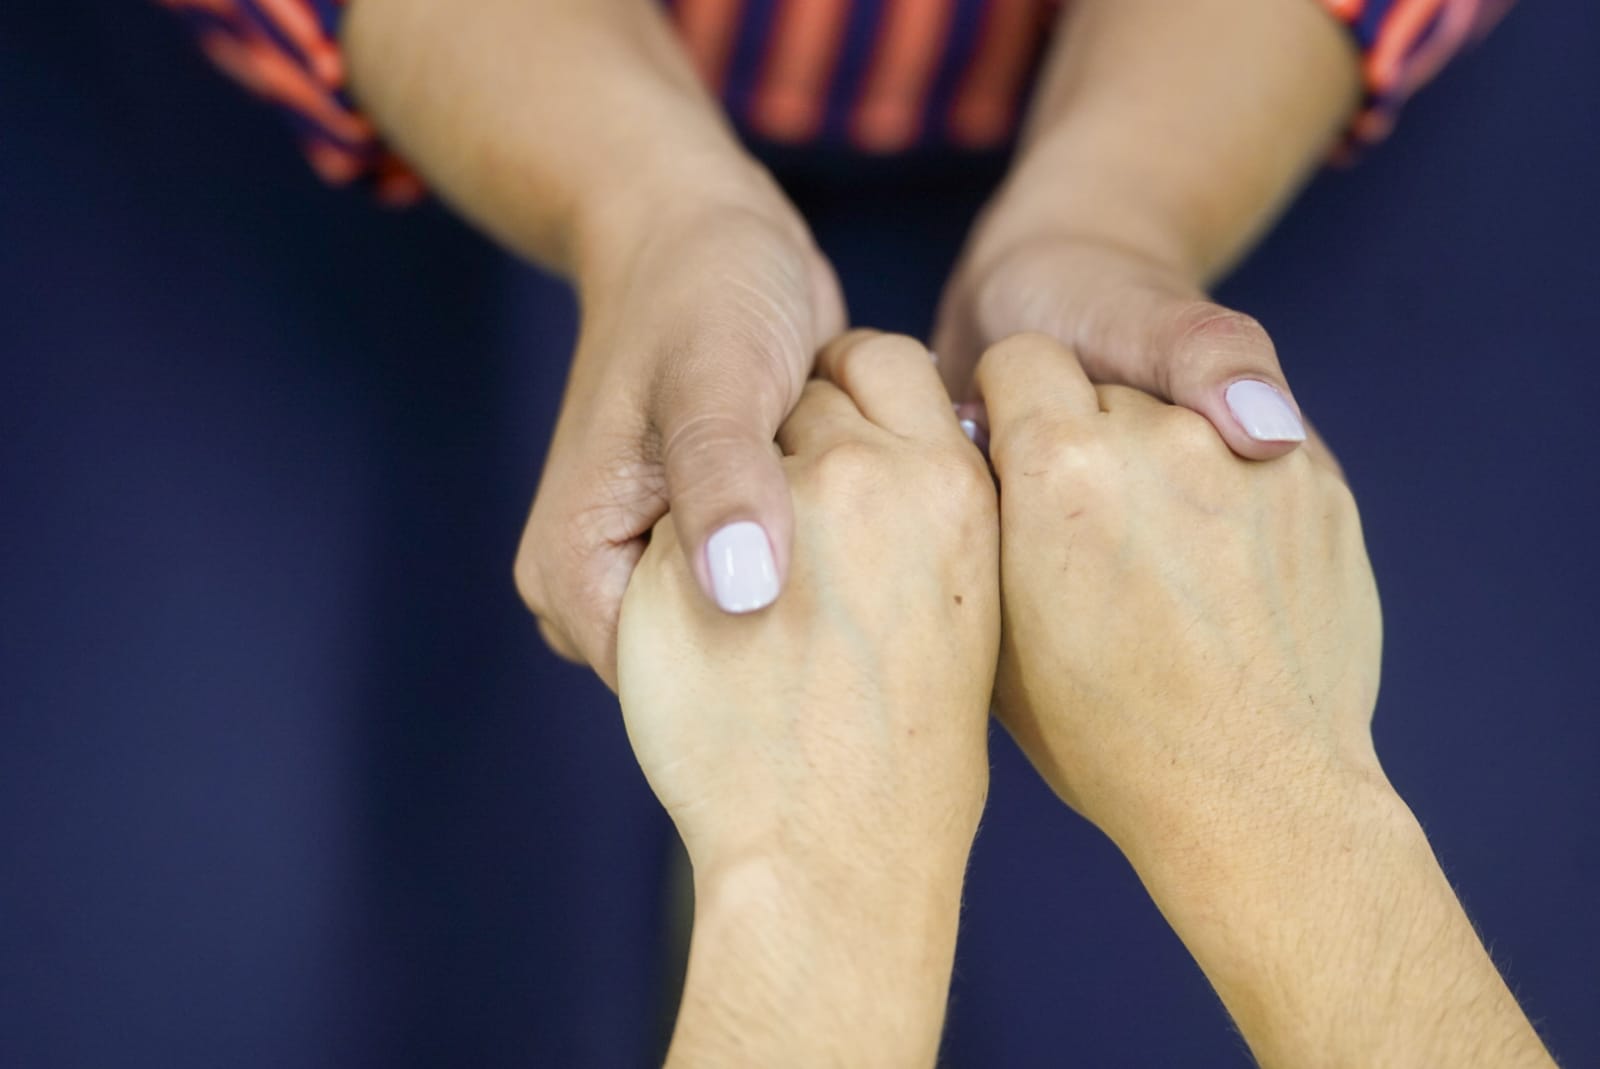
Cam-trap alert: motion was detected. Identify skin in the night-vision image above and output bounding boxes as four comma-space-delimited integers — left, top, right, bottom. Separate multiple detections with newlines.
342, 0, 1361, 680
935, 0, 1362, 454
344, 3, 1552, 1060
342, 0, 843, 685
978, 333, 1557, 1069
617, 332, 997, 1067
615, 330, 1557, 1066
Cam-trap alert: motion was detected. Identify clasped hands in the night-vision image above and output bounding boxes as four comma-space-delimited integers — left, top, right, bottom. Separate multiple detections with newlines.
618, 329, 1386, 1067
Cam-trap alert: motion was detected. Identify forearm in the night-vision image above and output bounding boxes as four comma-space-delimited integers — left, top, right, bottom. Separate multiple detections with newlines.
341, 0, 792, 279
1130, 764, 1556, 1068
667, 853, 963, 1068
974, 0, 1361, 283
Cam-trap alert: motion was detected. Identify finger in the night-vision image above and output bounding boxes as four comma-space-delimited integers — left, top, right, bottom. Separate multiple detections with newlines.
1092, 382, 1170, 413
515, 502, 646, 687
973, 331, 1099, 428
776, 379, 869, 456
815, 330, 961, 441
974, 333, 1100, 474
1076, 290, 1306, 461
953, 399, 990, 458
536, 615, 585, 666
654, 375, 795, 617
515, 530, 644, 690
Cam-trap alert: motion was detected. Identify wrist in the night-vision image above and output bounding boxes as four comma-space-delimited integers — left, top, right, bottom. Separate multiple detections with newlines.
671, 852, 963, 1067
569, 152, 809, 293
971, 170, 1211, 295
691, 837, 969, 945
1124, 756, 1423, 956
1122, 763, 1553, 1068
1118, 746, 1403, 894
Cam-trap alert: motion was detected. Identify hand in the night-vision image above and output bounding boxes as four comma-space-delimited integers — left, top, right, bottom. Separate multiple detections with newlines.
618, 331, 997, 1067
977, 333, 1556, 1069
348, 0, 846, 687
515, 198, 845, 687
976, 332, 1380, 863
929, 0, 1361, 462
935, 235, 1307, 461
619, 328, 996, 875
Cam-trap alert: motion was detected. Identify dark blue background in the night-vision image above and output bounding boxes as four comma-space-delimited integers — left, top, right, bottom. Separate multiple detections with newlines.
2, 3, 1595, 1066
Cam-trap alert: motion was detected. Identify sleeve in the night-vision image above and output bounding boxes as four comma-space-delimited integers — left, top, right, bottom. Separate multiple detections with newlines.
156, 0, 424, 205
1317, 0, 1517, 156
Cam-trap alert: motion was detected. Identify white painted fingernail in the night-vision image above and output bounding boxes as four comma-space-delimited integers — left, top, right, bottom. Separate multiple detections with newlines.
1224, 380, 1306, 443
959, 418, 980, 441
706, 522, 779, 614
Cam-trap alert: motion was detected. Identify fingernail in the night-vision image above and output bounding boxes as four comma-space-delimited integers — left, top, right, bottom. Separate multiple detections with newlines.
706, 522, 779, 614
928, 349, 940, 365
959, 418, 990, 457
1224, 380, 1306, 443
955, 402, 990, 456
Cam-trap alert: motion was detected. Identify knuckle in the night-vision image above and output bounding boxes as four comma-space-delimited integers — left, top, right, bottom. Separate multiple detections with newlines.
849, 332, 931, 373
985, 330, 1068, 366
536, 617, 584, 665
920, 450, 995, 519
805, 438, 888, 498
991, 413, 1075, 476
513, 551, 545, 617
513, 518, 557, 618
1157, 403, 1230, 458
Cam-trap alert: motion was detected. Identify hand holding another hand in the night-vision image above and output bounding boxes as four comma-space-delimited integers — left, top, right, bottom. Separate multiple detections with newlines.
516, 195, 845, 687
617, 331, 997, 1068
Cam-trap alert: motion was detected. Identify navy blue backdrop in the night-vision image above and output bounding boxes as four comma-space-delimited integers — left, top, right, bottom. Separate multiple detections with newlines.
2, 3, 1595, 1066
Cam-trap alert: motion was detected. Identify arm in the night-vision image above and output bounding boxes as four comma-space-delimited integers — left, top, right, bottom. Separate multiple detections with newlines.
974, 333, 1556, 1068
1138, 770, 1553, 1068
935, 0, 1361, 457
617, 332, 998, 1066
341, 0, 781, 276
669, 849, 963, 1067
340, 0, 847, 683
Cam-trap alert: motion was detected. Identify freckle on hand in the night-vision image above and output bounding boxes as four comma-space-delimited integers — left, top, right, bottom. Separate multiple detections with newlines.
954, 595, 964, 605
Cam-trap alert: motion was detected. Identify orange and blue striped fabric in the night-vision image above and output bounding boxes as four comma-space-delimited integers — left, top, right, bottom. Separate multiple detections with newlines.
160, 0, 1515, 196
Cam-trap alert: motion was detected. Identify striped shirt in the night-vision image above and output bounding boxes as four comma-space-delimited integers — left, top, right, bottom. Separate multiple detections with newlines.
158, 0, 1515, 202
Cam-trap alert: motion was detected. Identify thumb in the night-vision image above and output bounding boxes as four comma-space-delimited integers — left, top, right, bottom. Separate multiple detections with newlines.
655, 379, 794, 616
1083, 291, 1307, 460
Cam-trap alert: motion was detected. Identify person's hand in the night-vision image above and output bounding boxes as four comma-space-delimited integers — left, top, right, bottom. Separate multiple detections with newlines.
515, 198, 845, 687
618, 328, 996, 876
976, 332, 1380, 865
618, 331, 997, 1067
976, 333, 1556, 1069
935, 235, 1307, 462
928, 0, 1363, 463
